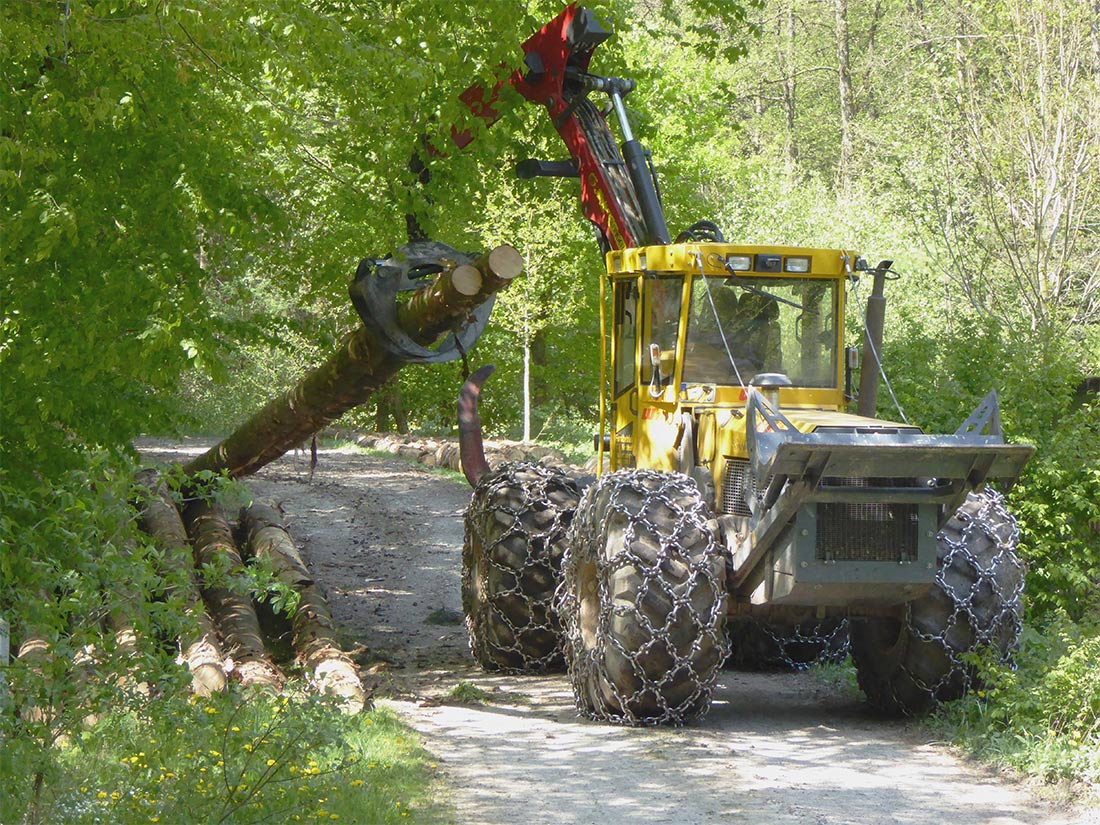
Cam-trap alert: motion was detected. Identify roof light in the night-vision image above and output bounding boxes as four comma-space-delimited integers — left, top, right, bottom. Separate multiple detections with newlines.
785, 256, 811, 273
724, 255, 751, 271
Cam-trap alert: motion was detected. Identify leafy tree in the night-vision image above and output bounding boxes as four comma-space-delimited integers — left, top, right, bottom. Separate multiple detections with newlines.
890, 0, 1100, 330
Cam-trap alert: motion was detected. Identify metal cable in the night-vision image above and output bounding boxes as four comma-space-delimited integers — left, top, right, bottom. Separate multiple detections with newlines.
697, 254, 746, 389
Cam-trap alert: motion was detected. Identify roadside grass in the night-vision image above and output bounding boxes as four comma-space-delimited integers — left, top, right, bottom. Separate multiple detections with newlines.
441, 681, 494, 706
929, 613, 1100, 794
438, 680, 531, 707
810, 655, 861, 699
3, 690, 444, 825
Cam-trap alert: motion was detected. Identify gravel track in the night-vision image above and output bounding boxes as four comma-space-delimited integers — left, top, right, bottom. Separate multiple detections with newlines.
140, 440, 1097, 825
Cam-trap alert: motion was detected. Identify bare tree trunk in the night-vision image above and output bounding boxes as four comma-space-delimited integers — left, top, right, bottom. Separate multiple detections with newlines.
782, 0, 799, 179
184, 245, 522, 479
522, 338, 531, 443
374, 385, 409, 435
834, 0, 856, 193
183, 500, 283, 690
240, 503, 367, 712
135, 473, 227, 696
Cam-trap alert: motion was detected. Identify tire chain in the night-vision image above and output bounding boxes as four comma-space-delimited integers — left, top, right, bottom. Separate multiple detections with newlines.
557, 470, 729, 725
854, 488, 1026, 713
462, 463, 581, 673
726, 618, 850, 672
905, 488, 1025, 695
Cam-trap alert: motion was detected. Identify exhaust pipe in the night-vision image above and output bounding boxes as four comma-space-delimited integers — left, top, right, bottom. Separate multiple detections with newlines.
458, 365, 496, 487
857, 260, 891, 418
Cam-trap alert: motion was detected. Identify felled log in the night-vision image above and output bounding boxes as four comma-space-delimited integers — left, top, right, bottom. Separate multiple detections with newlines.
134, 473, 227, 696
240, 503, 367, 713
16, 634, 53, 725
184, 244, 522, 480
183, 500, 283, 690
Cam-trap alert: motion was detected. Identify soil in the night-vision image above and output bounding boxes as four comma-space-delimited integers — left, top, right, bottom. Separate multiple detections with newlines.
139, 438, 1098, 825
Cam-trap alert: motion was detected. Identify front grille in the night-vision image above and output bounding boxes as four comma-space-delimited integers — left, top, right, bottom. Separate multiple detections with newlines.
720, 459, 754, 517
815, 477, 919, 562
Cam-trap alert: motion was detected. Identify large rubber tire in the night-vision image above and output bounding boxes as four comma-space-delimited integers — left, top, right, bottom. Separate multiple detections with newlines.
462, 463, 581, 673
557, 470, 728, 725
850, 488, 1025, 715
726, 617, 849, 671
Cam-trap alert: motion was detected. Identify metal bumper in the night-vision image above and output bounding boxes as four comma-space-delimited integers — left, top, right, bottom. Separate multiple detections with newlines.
727, 391, 1033, 607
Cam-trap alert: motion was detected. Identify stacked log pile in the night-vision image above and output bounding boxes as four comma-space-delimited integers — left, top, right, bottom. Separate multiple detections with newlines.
353, 432, 584, 474
134, 481, 367, 711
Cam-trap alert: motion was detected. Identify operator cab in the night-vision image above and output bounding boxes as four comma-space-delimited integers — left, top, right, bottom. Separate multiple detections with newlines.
606, 243, 853, 459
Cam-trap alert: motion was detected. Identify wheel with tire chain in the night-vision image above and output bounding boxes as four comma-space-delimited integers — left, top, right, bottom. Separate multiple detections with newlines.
726, 617, 849, 671
462, 463, 581, 673
849, 488, 1025, 715
557, 470, 728, 725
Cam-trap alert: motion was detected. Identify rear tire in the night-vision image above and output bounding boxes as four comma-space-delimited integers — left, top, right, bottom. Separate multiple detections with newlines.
557, 470, 728, 725
850, 489, 1025, 715
462, 463, 581, 673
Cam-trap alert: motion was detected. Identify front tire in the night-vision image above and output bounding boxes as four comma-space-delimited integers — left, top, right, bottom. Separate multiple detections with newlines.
557, 470, 728, 725
462, 463, 581, 673
850, 489, 1025, 715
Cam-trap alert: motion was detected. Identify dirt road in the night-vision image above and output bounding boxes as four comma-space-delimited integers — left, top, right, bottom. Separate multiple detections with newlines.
142, 440, 1096, 825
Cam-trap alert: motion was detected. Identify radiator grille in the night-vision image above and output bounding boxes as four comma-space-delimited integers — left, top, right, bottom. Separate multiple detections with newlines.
720, 459, 754, 517
815, 477, 919, 562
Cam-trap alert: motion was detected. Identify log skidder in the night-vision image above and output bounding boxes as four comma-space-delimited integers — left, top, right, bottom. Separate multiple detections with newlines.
556, 471, 728, 724
462, 463, 581, 672
452, 5, 1033, 725
849, 488, 1025, 715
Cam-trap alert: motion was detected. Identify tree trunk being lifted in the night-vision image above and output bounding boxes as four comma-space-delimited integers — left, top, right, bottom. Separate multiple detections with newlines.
184, 244, 522, 479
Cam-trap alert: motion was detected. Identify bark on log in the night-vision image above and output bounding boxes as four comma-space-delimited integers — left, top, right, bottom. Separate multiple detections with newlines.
240, 503, 367, 713
183, 500, 283, 690
16, 634, 53, 724
134, 473, 227, 696
184, 244, 522, 480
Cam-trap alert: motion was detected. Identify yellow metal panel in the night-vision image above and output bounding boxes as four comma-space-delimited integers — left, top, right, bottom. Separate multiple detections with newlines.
635, 403, 679, 471
607, 242, 857, 278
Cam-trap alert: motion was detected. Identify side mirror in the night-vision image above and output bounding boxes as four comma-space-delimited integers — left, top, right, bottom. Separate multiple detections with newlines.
845, 346, 860, 402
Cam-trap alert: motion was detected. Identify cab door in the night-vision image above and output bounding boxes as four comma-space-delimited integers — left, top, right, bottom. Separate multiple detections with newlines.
610, 277, 639, 469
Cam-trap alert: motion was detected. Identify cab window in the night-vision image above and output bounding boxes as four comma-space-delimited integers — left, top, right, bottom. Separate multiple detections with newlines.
640, 276, 683, 389
683, 276, 837, 387
613, 280, 638, 396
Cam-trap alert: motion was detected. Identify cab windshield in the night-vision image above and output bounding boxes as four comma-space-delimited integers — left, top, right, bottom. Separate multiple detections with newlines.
683, 276, 838, 387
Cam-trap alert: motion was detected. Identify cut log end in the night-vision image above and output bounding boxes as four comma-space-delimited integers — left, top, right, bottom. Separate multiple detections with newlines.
189, 663, 228, 697
313, 658, 369, 714
233, 659, 286, 691
486, 244, 524, 281
450, 263, 483, 296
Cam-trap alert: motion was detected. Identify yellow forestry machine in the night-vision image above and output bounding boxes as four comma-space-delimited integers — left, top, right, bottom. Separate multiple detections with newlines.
456, 5, 1033, 724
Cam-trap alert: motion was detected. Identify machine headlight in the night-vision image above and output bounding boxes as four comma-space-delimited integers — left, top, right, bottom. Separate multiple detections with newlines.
725, 255, 751, 271
785, 256, 811, 273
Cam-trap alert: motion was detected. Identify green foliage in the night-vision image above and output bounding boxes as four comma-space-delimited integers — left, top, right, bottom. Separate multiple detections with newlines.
810, 655, 861, 700
1, 691, 439, 825
879, 307, 1100, 621
247, 554, 303, 620
933, 614, 1100, 786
